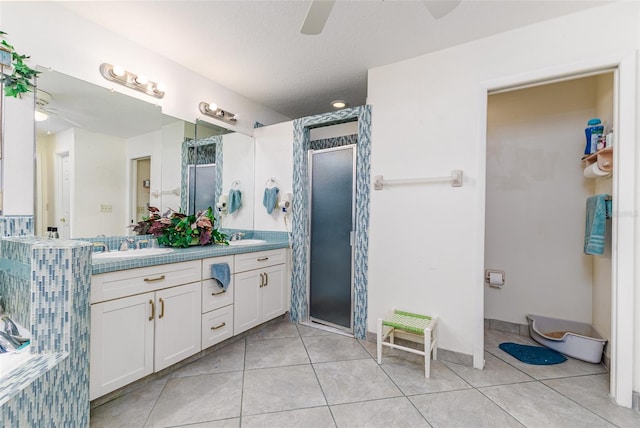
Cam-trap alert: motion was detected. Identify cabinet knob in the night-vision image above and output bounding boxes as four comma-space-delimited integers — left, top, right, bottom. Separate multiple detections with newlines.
144, 275, 166, 282
259, 273, 264, 288
264, 272, 269, 287
149, 299, 155, 321
211, 322, 226, 330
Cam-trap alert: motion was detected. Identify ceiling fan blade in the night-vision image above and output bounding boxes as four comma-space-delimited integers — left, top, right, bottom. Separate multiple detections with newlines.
422, 0, 461, 19
300, 0, 336, 35
41, 109, 83, 128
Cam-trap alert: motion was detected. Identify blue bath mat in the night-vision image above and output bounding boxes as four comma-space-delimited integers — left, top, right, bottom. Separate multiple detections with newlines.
499, 342, 567, 365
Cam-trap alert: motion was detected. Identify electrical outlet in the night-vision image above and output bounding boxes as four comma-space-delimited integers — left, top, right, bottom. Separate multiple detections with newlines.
100, 204, 112, 213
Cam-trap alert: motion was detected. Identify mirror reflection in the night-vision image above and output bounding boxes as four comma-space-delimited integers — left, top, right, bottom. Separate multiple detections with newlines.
35, 69, 162, 239
186, 119, 255, 230
34, 70, 256, 239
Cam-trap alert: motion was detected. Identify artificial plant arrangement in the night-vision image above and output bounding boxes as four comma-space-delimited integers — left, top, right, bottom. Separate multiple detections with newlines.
0, 31, 40, 98
132, 206, 228, 248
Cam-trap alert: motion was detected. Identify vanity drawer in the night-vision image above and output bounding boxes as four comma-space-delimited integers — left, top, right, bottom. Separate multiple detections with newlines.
91, 260, 201, 304
234, 249, 286, 273
202, 305, 233, 349
202, 278, 234, 313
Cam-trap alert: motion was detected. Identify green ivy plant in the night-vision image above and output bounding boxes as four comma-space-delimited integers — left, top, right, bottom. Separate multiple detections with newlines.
0, 31, 40, 98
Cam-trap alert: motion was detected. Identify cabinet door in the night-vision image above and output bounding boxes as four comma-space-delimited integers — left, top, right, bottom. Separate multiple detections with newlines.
261, 264, 287, 321
233, 270, 262, 335
154, 282, 202, 371
90, 292, 154, 400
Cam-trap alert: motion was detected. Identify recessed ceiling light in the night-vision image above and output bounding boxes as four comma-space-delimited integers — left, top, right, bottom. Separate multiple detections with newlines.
331, 100, 347, 109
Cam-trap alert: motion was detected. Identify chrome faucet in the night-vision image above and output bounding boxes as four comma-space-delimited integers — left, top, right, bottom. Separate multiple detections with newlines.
119, 238, 135, 251
230, 232, 245, 241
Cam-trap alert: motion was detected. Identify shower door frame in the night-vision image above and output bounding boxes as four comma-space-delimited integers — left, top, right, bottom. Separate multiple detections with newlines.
306, 144, 357, 333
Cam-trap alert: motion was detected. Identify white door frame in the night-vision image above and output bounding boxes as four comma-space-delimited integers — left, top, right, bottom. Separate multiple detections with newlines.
474, 52, 636, 407
55, 151, 71, 240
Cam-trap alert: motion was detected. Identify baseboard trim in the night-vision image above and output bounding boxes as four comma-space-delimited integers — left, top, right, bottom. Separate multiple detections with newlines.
365, 331, 474, 367
484, 318, 529, 337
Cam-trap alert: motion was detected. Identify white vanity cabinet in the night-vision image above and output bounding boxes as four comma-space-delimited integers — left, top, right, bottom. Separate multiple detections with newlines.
201, 255, 235, 349
233, 249, 287, 335
90, 261, 201, 400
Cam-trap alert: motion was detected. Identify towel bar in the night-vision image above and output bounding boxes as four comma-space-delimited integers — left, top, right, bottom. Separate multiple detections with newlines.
374, 170, 463, 190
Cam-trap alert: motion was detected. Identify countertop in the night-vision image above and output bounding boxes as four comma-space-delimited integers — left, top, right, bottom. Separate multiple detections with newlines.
91, 238, 290, 275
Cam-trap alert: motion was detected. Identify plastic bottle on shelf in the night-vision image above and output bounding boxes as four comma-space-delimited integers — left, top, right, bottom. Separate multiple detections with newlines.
584, 118, 604, 155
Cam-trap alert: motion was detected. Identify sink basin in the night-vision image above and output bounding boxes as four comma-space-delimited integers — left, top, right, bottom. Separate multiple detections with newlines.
92, 248, 174, 259
227, 239, 267, 247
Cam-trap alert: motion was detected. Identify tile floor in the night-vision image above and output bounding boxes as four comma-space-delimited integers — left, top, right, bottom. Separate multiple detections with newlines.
90, 320, 640, 427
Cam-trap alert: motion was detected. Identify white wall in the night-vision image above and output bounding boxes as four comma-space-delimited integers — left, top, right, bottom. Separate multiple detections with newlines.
222, 132, 255, 230
2, 94, 35, 215
73, 128, 127, 237
367, 1, 638, 367
253, 122, 294, 232
485, 77, 599, 326
160, 121, 187, 212
310, 122, 358, 140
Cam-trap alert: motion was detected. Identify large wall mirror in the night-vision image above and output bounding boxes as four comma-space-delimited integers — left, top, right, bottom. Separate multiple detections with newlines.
34, 69, 255, 239
184, 119, 255, 231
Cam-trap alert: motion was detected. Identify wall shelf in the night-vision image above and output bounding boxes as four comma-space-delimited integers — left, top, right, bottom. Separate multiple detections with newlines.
582, 146, 613, 164
582, 146, 613, 176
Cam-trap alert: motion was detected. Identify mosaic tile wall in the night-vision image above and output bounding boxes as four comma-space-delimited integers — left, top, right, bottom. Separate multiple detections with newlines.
0, 257, 30, 327
0, 237, 92, 426
291, 106, 372, 339
0, 216, 34, 240
0, 216, 33, 328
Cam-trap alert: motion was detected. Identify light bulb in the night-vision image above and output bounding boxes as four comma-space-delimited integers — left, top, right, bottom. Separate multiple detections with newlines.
155, 83, 166, 93
208, 102, 218, 112
135, 75, 148, 85
35, 111, 48, 122
231, 114, 239, 122
112, 65, 125, 77
331, 100, 347, 109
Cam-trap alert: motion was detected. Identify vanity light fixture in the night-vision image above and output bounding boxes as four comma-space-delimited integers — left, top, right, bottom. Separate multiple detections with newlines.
331, 100, 347, 109
199, 101, 238, 125
99, 63, 165, 99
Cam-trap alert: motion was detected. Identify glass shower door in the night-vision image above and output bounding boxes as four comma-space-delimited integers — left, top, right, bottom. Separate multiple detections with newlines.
308, 145, 356, 331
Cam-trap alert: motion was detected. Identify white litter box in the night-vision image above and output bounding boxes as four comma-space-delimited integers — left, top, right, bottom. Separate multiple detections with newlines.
526, 314, 607, 364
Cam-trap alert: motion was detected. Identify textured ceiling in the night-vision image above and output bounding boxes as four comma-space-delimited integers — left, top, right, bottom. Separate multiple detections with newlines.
60, 0, 608, 119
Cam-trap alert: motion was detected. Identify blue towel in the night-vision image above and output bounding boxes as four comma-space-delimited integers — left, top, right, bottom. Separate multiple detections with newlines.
228, 189, 242, 214
211, 263, 231, 292
584, 194, 609, 255
263, 186, 279, 215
